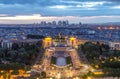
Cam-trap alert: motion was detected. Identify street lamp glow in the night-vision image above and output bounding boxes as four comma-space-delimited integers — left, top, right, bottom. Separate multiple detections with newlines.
70, 37, 76, 41
84, 65, 89, 69
76, 77, 79, 79
91, 69, 94, 72
87, 76, 91, 79
57, 73, 61, 79
45, 37, 52, 41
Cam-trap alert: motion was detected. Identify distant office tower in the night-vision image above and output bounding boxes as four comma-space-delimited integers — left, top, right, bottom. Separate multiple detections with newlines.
40, 21, 46, 25
1, 40, 12, 49
52, 21, 56, 25
58, 21, 62, 26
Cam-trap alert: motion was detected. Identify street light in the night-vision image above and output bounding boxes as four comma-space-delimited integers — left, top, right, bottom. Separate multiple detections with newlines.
84, 65, 89, 69
87, 76, 91, 79
76, 77, 79, 79
36, 77, 39, 79
57, 73, 61, 79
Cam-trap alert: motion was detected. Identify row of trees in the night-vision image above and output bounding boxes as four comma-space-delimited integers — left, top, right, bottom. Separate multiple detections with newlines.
66, 56, 72, 64
0, 63, 31, 79
78, 42, 120, 77
27, 34, 45, 39
79, 42, 109, 64
103, 68, 120, 77
0, 44, 39, 65
30, 71, 46, 79
51, 56, 56, 64
0, 63, 24, 71
0, 39, 44, 65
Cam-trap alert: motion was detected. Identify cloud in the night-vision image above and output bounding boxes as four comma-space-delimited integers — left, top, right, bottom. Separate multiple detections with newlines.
0, 14, 120, 24
112, 5, 120, 9
49, 5, 72, 9
60, 0, 107, 5
48, 2, 104, 10
0, 0, 37, 4
0, 14, 42, 20
49, 1, 108, 9
0, 3, 25, 8
0, 14, 8, 17
0, 0, 119, 16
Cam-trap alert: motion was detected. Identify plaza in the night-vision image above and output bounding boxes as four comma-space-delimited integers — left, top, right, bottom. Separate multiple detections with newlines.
32, 36, 91, 79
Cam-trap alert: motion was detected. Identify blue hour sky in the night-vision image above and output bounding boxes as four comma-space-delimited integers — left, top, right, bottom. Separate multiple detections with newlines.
0, 0, 120, 24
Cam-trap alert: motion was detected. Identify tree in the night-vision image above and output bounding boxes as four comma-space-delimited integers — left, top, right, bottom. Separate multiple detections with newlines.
25, 65, 31, 71
27, 34, 45, 39
36, 41, 43, 47
12, 43, 19, 50
11, 70, 19, 75
8, 74, 11, 79
41, 71, 46, 78
101, 44, 110, 52
0, 48, 5, 58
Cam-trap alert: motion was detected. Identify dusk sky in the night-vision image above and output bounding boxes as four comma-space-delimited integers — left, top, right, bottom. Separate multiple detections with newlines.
0, 0, 120, 24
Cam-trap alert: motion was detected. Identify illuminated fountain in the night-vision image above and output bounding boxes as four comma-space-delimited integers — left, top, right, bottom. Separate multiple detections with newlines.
56, 56, 66, 66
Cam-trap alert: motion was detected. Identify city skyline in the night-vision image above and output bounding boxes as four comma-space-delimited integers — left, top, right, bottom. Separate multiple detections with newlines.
0, 0, 120, 24
0, 0, 120, 79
